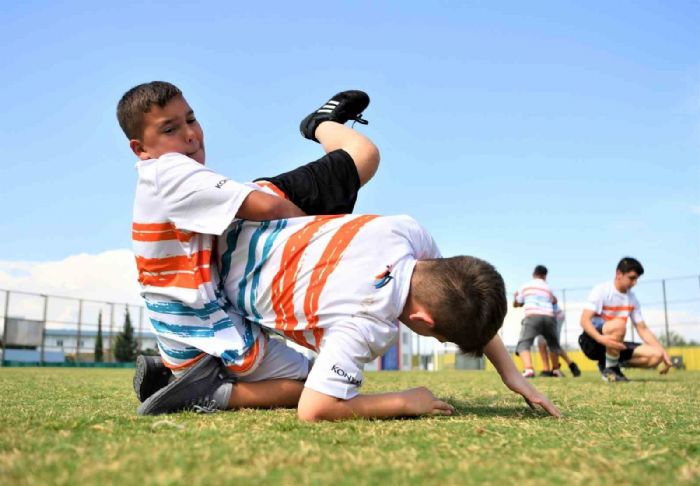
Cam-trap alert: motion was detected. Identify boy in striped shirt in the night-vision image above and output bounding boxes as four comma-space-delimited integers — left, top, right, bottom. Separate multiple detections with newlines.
513, 265, 563, 378
140, 212, 560, 420
118, 81, 379, 411
579, 257, 672, 382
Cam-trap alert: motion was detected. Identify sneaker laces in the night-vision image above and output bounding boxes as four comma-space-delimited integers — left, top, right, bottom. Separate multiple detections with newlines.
188, 397, 219, 414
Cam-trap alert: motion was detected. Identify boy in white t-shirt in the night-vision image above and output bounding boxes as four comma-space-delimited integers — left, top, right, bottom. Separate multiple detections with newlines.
118, 81, 380, 410
578, 257, 672, 382
139, 213, 561, 420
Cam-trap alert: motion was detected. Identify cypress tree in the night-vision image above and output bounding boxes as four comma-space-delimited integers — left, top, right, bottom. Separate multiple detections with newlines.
114, 308, 138, 362
94, 311, 104, 362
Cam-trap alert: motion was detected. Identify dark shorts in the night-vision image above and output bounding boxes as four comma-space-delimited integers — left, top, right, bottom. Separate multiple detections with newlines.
515, 315, 561, 354
578, 332, 640, 363
254, 149, 360, 215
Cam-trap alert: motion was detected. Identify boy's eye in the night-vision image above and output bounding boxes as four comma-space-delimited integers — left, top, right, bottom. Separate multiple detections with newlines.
162, 126, 175, 134
187, 118, 197, 124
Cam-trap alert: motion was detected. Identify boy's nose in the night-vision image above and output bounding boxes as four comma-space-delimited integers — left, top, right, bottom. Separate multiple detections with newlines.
183, 126, 196, 143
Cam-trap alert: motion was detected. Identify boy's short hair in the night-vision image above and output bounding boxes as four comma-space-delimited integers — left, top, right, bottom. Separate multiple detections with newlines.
616, 257, 644, 276
117, 81, 182, 140
533, 265, 548, 277
415, 256, 507, 356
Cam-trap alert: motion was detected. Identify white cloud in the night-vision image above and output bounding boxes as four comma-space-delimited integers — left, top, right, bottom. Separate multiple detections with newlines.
691, 206, 700, 216
0, 249, 141, 305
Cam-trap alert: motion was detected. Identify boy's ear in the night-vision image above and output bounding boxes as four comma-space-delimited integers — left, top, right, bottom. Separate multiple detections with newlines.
129, 139, 150, 160
408, 309, 435, 328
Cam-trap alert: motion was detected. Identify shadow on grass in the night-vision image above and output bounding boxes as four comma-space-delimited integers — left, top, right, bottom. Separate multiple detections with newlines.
625, 377, 682, 383
448, 399, 551, 419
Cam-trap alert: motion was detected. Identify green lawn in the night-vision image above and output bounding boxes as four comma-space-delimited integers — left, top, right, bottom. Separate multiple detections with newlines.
1, 368, 698, 485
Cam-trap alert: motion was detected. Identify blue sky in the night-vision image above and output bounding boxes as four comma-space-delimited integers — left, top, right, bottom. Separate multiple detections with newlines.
1, 1, 698, 339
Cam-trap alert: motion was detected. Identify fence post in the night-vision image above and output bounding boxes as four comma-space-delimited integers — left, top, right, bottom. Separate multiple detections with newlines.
1, 291, 9, 366
40, 295, 48, 364
109, 303, 115, 362
662, 279, 670, 346
561, 289, 568, 349
75, 299, 83, 363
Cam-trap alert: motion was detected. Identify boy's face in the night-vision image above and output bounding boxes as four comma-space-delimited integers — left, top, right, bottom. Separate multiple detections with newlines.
615, 270, 640, 292
130, 95, 205, 164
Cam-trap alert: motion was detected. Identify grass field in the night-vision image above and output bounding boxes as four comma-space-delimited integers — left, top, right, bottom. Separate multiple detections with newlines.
1, 368, 698, 485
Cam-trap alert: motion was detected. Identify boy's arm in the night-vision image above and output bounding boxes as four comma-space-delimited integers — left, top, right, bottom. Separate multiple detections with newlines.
237, 190, 306, 220
633, 321, 673, 373
297, 386, 454, 422
483, 335, 561, 417
513, 291, 523, 307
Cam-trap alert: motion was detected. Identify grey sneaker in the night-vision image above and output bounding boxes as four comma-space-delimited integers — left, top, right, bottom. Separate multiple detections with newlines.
133, 355, 173, 402
300, 90, 370, 142
601, 366, 629, 382
137, 355, 235, 416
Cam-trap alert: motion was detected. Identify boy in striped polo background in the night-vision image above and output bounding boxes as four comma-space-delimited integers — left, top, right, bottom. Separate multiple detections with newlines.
513, 265, 564, 378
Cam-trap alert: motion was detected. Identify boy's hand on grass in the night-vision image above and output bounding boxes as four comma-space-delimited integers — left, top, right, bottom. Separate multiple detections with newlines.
403, 387, 455, 417
507, 379, 561, 418
659, 351, 673, 374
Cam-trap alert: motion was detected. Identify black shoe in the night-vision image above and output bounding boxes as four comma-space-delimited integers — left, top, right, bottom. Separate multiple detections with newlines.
569, 361, 582, 377
601, 366, 630, 382
539, 370, 554, 377
133, 355, 173, 402
137, 355, 235, 416
300, 90, 370, 142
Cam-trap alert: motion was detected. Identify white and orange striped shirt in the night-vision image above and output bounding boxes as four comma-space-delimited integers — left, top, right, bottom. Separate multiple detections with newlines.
584, 281, 644, 330
133, 153, 272, 374
218, 214, 440, 399
515, 278, 556, 317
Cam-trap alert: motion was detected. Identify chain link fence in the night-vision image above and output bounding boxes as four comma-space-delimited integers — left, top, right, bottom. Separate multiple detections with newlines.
0, 289, 150, 364
2, 275, 699, 365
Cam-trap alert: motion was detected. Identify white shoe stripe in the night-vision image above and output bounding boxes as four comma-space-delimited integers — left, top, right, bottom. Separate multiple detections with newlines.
317, 109, 333, 113
327, 100, 339, 105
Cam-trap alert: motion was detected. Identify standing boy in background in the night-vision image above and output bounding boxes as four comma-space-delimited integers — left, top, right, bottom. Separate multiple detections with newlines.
513, 265, 564, 378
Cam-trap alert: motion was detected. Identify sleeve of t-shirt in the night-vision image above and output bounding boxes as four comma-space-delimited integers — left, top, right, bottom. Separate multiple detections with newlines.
156, 153, 256, 235
630, 293, 644, 324
397, 215, 441, 259
584, 285, 604, 314
304, 324, 372, 400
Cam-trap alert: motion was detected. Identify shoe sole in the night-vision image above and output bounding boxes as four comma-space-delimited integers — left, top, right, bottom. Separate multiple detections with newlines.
133, 355, 148, 402
137, 355, 224, 416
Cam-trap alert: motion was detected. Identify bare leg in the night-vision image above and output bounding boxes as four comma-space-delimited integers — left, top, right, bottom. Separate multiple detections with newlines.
602, 318, 627, 360
548, 350, 560, 370
538, 340, 551, 372
559, 348, 573, 366
315, 121, 380, 186
228, 380, 304, 409
519, 350, 534, 371
626, 345, 664, 369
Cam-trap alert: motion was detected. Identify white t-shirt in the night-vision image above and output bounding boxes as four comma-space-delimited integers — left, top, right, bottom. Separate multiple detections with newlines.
515, 278, 556, 317
133, 152, 270, 373
218, 214, 441, 399
584, 281, 644, 330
